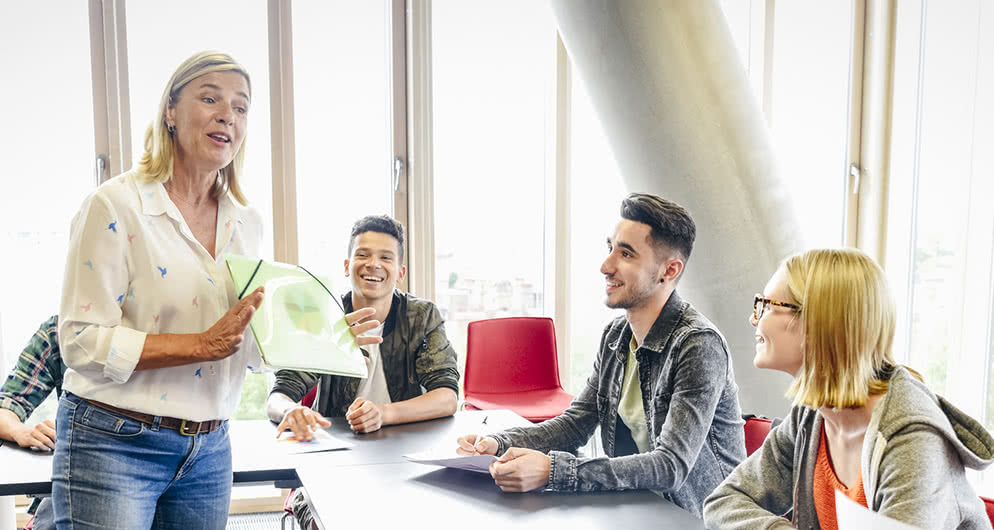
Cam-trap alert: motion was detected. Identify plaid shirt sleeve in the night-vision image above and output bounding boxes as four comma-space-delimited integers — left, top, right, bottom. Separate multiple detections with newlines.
0, 316, 63, 421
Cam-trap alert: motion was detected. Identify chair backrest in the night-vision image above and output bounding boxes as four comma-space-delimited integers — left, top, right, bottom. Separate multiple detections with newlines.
301, 385, 317, 408
464, 317, 562, 394
744, 416, 773, 456
981, 496, 994, 527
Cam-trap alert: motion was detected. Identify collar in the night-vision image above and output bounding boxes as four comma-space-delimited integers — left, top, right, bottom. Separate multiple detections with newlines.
611, 290, 687, 360
136, 175, 243, 236
136, 178, 171, 216
343, 289, 401, 337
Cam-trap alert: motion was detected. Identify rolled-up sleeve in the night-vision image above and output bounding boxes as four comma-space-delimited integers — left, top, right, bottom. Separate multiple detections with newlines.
59, 193, 147, 384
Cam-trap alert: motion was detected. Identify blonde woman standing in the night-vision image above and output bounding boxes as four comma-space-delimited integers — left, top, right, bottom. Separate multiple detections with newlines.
703, 249, 994, 529
53, 51, 378, 528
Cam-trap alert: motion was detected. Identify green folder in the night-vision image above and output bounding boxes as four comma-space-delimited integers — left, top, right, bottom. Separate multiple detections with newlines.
225, 254, 368, 378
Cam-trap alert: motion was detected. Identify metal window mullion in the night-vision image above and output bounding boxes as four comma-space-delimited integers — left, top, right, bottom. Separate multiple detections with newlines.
549, 33, 571, 388
89, 0, 131, 183
405, 0, 435, 300
268, 0, 298, 264
843, 0, 866, 248
389, 0, 411, 293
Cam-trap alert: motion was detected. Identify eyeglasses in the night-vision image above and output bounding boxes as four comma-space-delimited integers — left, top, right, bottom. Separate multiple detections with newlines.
753, 294, 801, 321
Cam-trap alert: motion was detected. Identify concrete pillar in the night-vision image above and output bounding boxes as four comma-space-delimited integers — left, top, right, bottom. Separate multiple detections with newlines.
551, 0, 803, 416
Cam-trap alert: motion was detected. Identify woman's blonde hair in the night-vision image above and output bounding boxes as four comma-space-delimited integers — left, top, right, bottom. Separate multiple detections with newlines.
782, 248, 919, 409
137, 51, 251, 205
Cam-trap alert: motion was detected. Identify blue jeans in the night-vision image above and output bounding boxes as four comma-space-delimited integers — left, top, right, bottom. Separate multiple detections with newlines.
52, 393, 232, 529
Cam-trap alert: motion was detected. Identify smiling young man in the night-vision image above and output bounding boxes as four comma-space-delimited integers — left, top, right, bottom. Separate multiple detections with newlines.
268, 215, 460, 528
456, 193, 746, 518
268, 215, 459, 435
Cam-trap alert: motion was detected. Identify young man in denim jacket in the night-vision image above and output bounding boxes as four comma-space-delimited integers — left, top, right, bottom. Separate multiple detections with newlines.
457, 193, 746, 518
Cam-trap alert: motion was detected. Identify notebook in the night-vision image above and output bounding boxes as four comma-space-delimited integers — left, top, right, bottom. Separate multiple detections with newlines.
225, 254, 368, 378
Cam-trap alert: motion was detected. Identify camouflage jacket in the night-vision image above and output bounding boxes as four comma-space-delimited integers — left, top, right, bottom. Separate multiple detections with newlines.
271, 290, 459, 417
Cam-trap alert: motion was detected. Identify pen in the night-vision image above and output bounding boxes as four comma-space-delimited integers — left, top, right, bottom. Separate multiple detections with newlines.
472, 415, 489, 452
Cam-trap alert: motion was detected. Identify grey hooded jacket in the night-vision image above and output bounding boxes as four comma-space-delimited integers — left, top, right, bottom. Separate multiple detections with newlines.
490, 291, 746, 518
703, 366, 994, 529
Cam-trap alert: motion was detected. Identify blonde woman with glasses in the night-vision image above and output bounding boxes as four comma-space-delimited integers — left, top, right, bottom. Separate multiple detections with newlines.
703, 248, 994, 529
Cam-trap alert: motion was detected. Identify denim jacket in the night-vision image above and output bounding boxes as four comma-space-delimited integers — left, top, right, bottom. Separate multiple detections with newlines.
490, 291, 745, 517
271, 290, 460, 416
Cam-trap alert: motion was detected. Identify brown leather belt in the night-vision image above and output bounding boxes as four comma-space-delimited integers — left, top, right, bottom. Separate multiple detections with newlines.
86, 399, 224, 436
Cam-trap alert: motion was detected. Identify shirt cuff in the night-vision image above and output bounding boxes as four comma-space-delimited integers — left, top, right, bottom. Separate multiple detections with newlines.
104, 326, 147, 383
0, 397, 29, 422
547, 450, 578, 491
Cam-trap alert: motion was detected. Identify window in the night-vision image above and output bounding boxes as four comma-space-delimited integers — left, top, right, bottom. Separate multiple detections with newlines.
720, 1, 854, 247
0, 1, 95, 418
126, 1, 274, 419
886, 0, 994, 494
431, 0, 554, 378
292, 0, 394, 294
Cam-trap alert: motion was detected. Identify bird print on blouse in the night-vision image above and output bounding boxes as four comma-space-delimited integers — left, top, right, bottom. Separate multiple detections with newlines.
107, 221, 118, 233
84, 260, 93, 270
195, 368, 203, 378
206, 275, 216, 287
153, 314, 160, 324
127, 234, 135, 244
116, 294, 124, 304
128, 287, 135, 299
157, 266, 167, 278
160, 393, 168, 401
192, 296, 199, 308
80, 303, 91, 312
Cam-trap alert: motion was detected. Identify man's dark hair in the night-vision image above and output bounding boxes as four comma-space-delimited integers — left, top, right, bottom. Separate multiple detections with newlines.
620, 193, 696, 263
348, 215, 406, 262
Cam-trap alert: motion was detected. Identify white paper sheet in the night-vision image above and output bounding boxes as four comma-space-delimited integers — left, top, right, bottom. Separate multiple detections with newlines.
404, 448, 498, 474
276, 428, 354, 454
835, 490, 919, 529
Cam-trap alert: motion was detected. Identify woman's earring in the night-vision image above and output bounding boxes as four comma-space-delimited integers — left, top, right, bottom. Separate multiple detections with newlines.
167, 124, 176, 135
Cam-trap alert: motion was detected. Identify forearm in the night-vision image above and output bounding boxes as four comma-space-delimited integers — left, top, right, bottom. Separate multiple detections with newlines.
267, 392, 297, 423
134, 333, 208, 371
0, 409, 24, 443
493, 403, 599, 455
382, 388, 457, 426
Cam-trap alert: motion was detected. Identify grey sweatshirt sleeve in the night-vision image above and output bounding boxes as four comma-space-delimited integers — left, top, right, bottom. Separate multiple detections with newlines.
873, 424, 972, 529
703, 406, 801, 529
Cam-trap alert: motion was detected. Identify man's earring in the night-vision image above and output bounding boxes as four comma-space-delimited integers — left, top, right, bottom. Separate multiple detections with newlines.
167, 124, 176, 135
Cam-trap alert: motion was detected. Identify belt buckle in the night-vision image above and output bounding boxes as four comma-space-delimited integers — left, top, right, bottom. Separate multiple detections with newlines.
179, 419, 198, 436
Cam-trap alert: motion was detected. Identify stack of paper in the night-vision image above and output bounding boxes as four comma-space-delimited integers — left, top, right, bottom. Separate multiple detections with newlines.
404, 448, 497, 474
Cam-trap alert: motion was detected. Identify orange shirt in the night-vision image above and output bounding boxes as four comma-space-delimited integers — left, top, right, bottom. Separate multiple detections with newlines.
813, 424, 868, 530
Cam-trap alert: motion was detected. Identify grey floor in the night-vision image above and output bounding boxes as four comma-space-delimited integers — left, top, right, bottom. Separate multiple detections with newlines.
226, 512, 293, 530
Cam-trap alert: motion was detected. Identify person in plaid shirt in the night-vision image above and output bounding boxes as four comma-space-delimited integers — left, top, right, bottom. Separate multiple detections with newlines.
0, 314, 64, 530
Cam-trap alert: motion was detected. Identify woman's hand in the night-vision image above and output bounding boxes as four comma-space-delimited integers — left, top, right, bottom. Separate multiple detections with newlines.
199, 286, 264, 361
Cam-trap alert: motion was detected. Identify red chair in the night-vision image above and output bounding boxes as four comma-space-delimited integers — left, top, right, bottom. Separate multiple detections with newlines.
981, 496, 994, 526
301, 385, 317, 408
464, 317, 573, 422
743, 415, 773, 456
